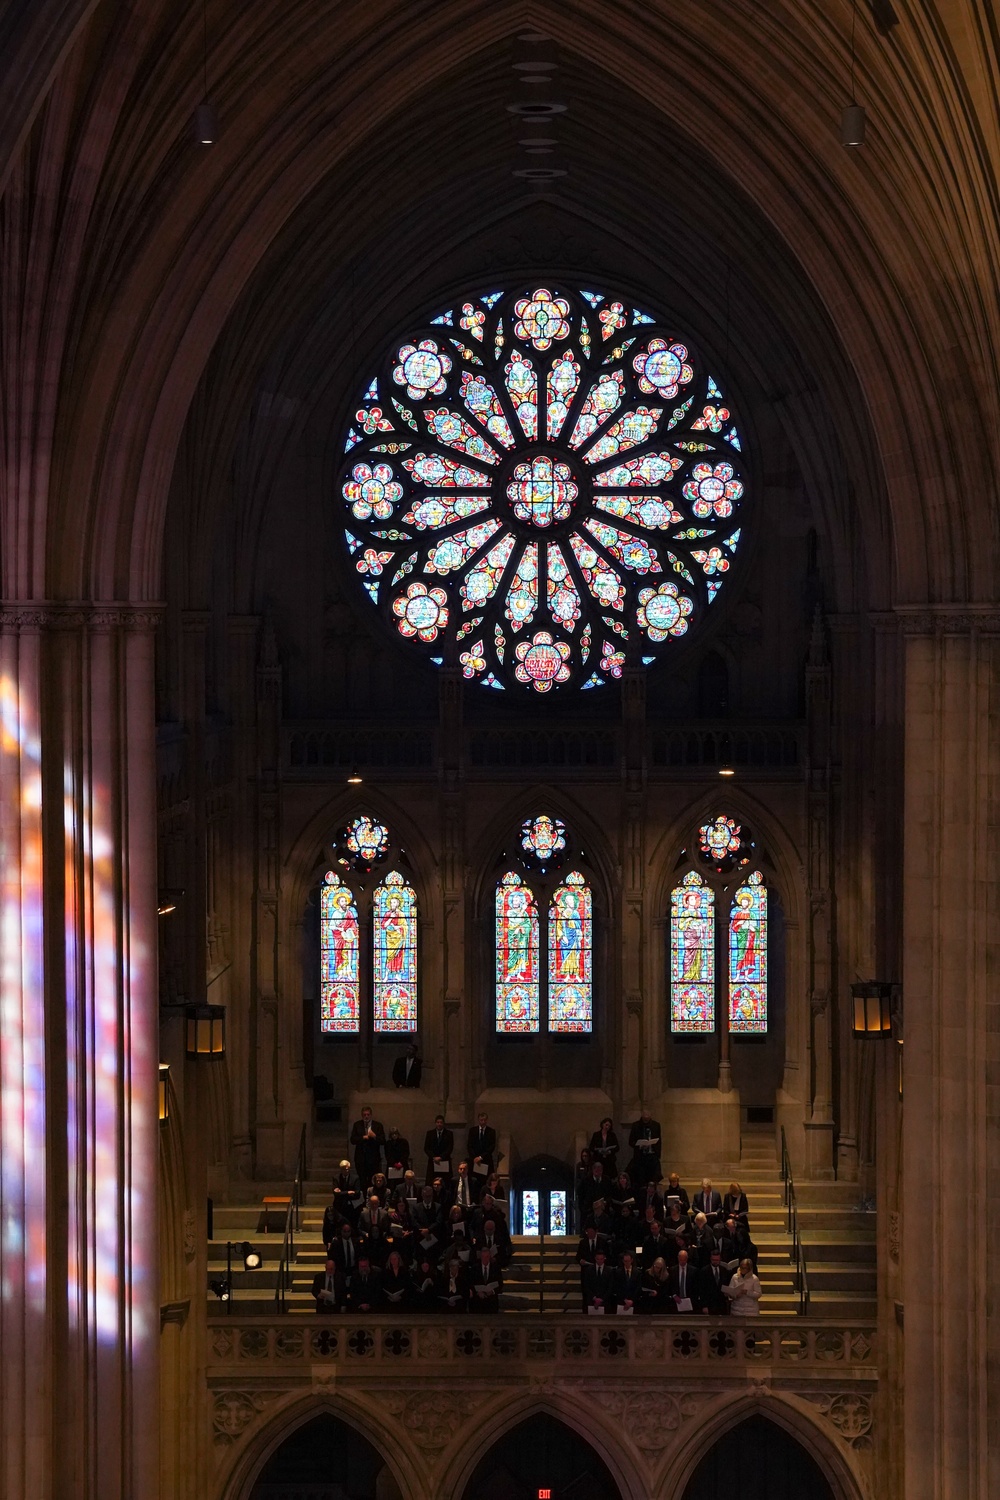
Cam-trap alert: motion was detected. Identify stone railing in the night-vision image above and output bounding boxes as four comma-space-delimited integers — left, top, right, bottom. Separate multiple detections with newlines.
208, 1313, 875, 1379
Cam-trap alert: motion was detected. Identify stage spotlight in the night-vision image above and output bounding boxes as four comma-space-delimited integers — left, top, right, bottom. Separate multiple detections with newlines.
241, 1242, 261, 1271
210, 1278, 230, 1302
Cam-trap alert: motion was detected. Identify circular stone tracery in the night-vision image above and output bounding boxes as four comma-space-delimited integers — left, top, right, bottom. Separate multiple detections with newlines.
338, 284, 748, 692
507, 454, 579, 527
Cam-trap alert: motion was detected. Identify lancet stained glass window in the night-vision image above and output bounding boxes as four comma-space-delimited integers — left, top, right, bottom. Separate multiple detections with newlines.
339, 285, 747, 691
320, 871, 361, 1033
496, 872, 540, 1032
670, 870, 715, 1032
373, 870, 418, 1032
729, 870, 767, 1033
548, 872, 593, 1033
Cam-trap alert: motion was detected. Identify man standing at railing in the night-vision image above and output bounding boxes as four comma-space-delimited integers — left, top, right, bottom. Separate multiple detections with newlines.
350, 1105, 385, 1190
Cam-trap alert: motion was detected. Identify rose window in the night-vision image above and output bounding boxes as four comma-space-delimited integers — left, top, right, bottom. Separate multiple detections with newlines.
339, 284, 747, 691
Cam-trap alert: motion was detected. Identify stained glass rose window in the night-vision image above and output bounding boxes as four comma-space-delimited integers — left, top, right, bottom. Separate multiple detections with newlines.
339, 286, 747, 691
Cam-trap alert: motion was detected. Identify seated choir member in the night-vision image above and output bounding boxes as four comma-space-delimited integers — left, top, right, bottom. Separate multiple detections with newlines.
322, 1194, 346, 1248
370, 1171, 390, 1205
348, 1256, 382, 1312
575, 1224, 608, 1265
441, 1205, 472, 1264
663, 1200, 691, 1238
583, 1196, 616, 1241
384, 1128, 410, 1184
613, 1203, 642, 1258
691, 1211, 716, 1266
332, 1160, 362, 1224
412, 1185, 441, 1233
578, 1160, 607, 1217
640, 1179, 664, 1219
424, 1115, 454, 1184
471, 1192, 505, 1236
473, 1216, 511, 1271
483, 1170, 504, 1203
581, 1248, 615, 1313
589, 1117, 619, 1178
667, 1248, 696, 1311
711, 1216, 739, 1266
723, 1180, 749, 1220
400, 1169, 420, 1203
663, 1172, 690, 1212
357, 1194, 391, 1264
384, 1201, 413, 1265
467, 1112, 498, 1183
723, 1257, 763, 1316
610, 1172, 635, 1215
413, 1257, 438, 1311
693, 1178, 723, 1223
469, 1245, 502, 1312
696, 1249, 733, 1315
641, 1256, 671, 1314
627, 1110, 662, 1185
311, 1257, 338, 1314
437, 1254, 469, 1312
381, 1249, 413, 1308
614, 1251, 643, 1313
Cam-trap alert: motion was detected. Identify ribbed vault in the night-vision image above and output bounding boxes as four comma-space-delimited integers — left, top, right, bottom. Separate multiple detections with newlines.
0, 0, 997, 604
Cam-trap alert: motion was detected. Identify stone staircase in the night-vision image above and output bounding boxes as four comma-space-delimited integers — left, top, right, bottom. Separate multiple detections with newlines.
206, 1122, 876, 1318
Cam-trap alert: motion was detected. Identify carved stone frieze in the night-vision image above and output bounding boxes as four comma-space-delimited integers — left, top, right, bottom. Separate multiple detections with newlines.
590, 1387, 705, 1451
803, 1390, 874, 1449
0, 601, 162, 631
888, 1210, 900, 1264
381, 1388, 494, 1452
212, 1389, 281, 1449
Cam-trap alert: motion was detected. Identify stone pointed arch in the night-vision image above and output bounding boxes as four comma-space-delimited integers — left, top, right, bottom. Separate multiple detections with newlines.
441, 1393, 645, 1500
217, 1391, 423, 1500
653, 1389, 868, 1500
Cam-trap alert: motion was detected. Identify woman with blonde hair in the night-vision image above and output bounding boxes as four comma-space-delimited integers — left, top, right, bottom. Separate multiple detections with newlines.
723, 1180, 749, 1220
723, 1257, 762, 1316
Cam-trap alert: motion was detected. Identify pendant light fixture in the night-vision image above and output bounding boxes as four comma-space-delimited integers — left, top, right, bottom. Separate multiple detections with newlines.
841, 0, 866, 146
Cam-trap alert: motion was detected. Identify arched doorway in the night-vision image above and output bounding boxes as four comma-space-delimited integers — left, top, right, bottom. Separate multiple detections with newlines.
249, 1413, 400, 1500
681, 1415, 835, 1499
461, 1413, 623, 1500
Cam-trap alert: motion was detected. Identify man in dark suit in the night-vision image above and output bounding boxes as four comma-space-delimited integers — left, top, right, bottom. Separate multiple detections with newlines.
581, 1249, 615, 1313
614, 1251, 643, 1313
693, 1178, 723, 1223
469, 1245, 502, 1312
666, 1248, 697, 1310
627, 1111, 662, 1185
348, 1256, 382, 1312
695, 1250, 733, 1315
436, 1255, 469, 1312
311, 1257, 338, 1313
330, 1222, 360, 1301
357, 1195, 391, 1264
423, 1114, 454, 1183
466, 1111, 497, 1187
350, 1106, 385, 1190
641, 1220, 674, 1269
472, 1216, 511, 1271
391, 1041, 422, 1088
575, 1225, 609, 1266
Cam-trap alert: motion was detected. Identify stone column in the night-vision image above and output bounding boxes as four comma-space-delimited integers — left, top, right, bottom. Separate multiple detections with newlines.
1, 603, 160, 1500
900, 611, 999, 1500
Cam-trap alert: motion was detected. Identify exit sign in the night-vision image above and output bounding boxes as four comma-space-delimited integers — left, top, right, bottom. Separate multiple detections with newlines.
538, 1491, 552, 1499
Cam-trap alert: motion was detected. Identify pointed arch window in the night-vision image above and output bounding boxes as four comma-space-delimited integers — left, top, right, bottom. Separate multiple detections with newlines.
320, 871, 361, 1033
373, 870, 418, 1032
548, 871, 593, 1033
670, 870, 715, 1032
729, 870, 767, 1032
495, 872, 540, 1033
